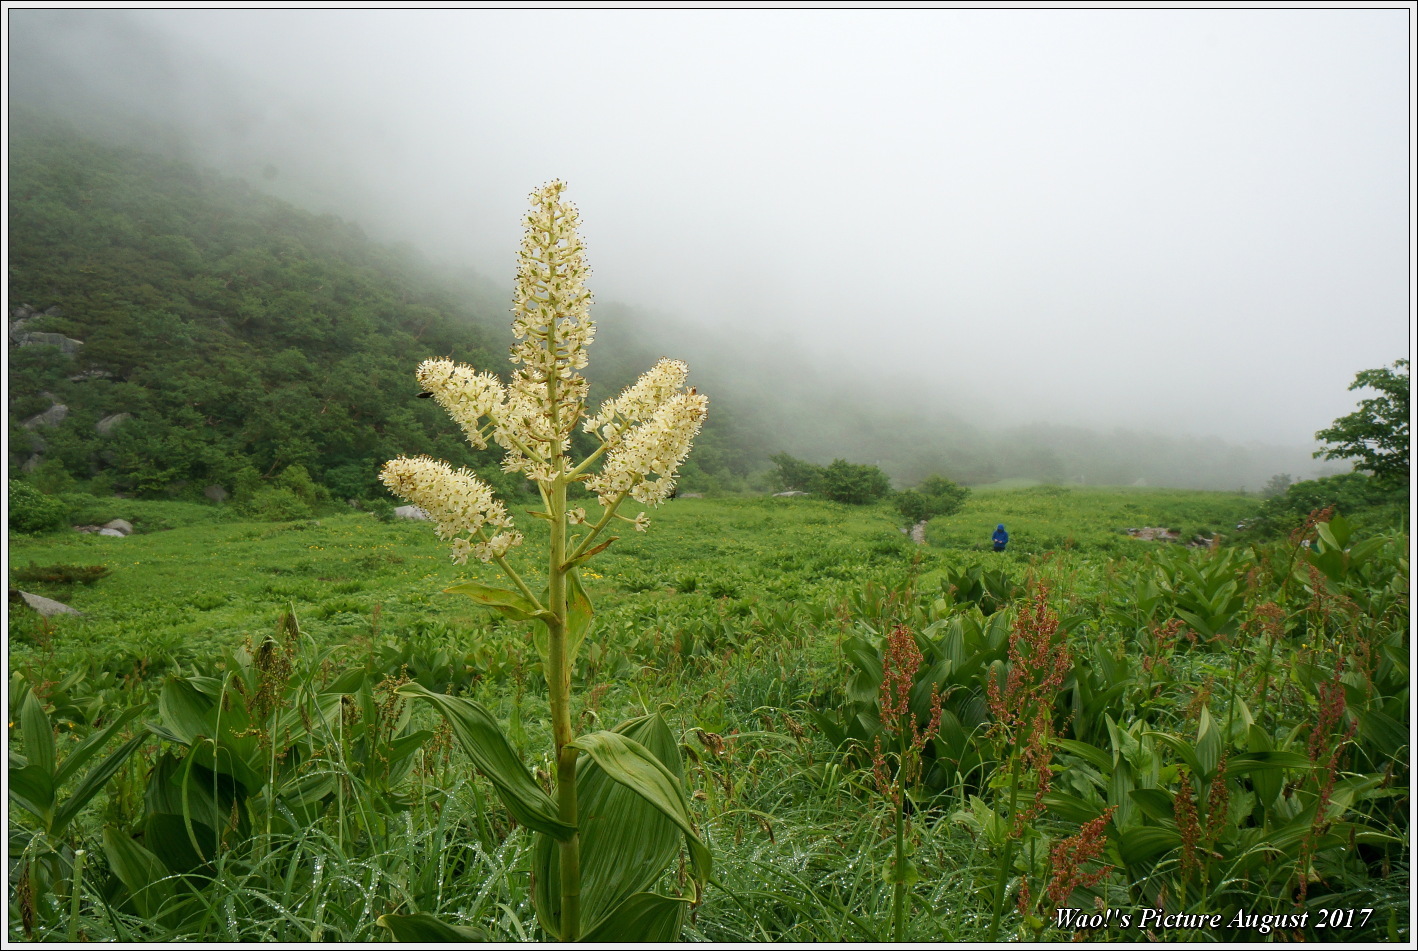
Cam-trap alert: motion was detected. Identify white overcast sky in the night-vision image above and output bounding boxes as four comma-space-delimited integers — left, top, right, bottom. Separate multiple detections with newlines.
8, 6, 1414, 448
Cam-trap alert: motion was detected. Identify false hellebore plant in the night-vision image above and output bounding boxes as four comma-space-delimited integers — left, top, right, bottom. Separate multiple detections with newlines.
376, 182, 710, 943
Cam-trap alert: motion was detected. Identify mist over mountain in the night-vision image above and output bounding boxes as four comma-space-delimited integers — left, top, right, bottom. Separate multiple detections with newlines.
9, 9, 1398, 495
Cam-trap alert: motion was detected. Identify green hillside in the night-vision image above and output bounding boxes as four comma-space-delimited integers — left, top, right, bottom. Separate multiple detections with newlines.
4, 111, 1353, 503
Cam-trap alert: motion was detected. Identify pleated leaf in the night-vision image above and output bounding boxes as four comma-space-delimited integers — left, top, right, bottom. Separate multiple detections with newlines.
377, 912, 488, 942
20, 689, 54, 779
396, 682, 574, 841
532, 713, 695, 939
569, 730, 712, 885
444, 581, 548, 622
582, 892, 691, 943
52, 732, 148, 837
102, 827, 176, 921
8, 762, 55, 828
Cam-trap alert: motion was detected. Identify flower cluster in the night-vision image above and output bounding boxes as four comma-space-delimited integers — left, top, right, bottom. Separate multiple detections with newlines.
416, 358, 506, 450
381, 180, 705, 564
987, 585, 1071, 831
871, 624, 943, 807
509, 180, 595, 443
378, 455, 521, 564
1043, 806, 1117, 908
585, 388, 708, 508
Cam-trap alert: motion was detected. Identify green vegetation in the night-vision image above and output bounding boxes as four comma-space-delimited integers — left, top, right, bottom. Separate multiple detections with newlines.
894, 475, 970, 525
6, 102, 1408, 946
1314, 359, 1410, 487
768, 453, 893, 505
8, 485, 1409, 942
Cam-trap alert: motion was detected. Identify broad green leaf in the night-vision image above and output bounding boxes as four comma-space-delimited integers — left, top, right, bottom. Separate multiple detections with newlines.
882, 856, 920, 886
1108, 760, 1137, 829
396, 682, 574, 841
20, 689, 55, 779
1053, 739, 1112, 774
444, 581, 547, 622
1129, 788, 1174, 822
377, 912, 488, 942
52, 732, 148, 836
582, 892, 690, 943
1194, 706, 1221, 778
143, 813, 213, 875
1224, 751, 1311, 772
1174, 608, 1215, 641
157, 677, 215, 746
568, 730, 712, 884
323, 667, 367, 694
1041, 790, 1104, 825
533, 714, 693, 939
102, 827, 177, 921
53, 705, 143, 788
1145, 732, 1202, 781
8, 762, 56, 827
1114, 824, 1180, 867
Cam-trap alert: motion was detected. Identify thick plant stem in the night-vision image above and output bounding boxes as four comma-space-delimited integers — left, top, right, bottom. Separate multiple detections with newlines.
547, 465, 581, 941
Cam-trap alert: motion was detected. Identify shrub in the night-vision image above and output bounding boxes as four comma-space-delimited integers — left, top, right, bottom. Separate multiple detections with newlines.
1250, 472, 1402, 537
245, 486, 314, 521
10, 562, 110, 586
820, 459, 891, 505
769, 452, 825, 493
8, 480, 68, 534
895, 475, 970, 523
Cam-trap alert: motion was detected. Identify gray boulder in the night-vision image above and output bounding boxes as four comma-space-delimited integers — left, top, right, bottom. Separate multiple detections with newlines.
14, 331, 84, 354
15, 591, 83, 617
23, 404, 68, 429
97, 528, 126, 537
96, 413, 132, 435
394, 505, 431, 521
103, 519, 135, 535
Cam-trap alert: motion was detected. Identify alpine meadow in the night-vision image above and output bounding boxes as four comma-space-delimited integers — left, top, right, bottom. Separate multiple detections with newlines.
7, 77, 1411, 946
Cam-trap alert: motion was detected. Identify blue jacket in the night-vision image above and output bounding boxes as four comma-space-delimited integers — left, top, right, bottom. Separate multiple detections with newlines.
992, 525, 1008, 549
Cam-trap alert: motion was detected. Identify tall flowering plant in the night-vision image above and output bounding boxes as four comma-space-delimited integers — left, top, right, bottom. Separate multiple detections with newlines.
377, 182, 710, 943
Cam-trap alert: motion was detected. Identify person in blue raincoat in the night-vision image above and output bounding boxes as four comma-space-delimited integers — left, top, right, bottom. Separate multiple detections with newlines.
992, 524, 1009, 552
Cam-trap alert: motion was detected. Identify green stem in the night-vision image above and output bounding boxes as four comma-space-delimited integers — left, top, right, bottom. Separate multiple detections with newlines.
541, 221, 581, 942
68, 849, 87, 942
547, 474, 581, 940
989, 753, 1024, 941
891, 767, 907, 942
565, 488, 632, 564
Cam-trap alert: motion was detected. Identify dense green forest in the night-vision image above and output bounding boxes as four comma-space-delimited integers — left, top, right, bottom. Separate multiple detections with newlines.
7, 111, 1344, 504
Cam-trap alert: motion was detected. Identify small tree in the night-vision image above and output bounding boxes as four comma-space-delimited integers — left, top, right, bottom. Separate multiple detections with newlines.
820, 459, 891, 505
1314, 359, 1409, 486
769, 452, 824, 493
894, 475, 970, 523
1260, 473, 1292, 499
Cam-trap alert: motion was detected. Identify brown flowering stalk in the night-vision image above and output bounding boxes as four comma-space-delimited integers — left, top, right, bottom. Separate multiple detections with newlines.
1174, 769, 1202, 897
1246, 601, 1287, 722
1044, 806, 1118, 908
1297, 659, 1356, 905
986, 585, 1071, 940
1142, 618, 1188, 699
872, 624, 943, 941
